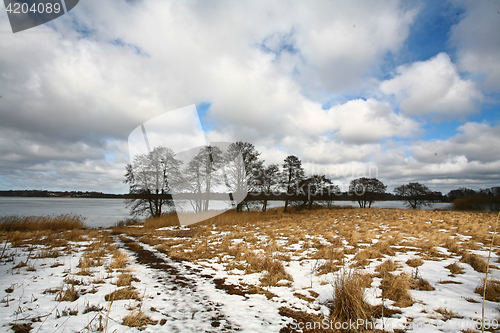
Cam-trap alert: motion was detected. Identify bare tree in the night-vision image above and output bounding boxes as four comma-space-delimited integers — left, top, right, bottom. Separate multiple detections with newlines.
282, 155, 305, 212
255, 164, 281, 211
183, 145, 224, 212
349, 177, 387, 208
298, 175, 337, 210
394, 182, 433, 209
224, 142, 263, 212
124, 146, 183, 217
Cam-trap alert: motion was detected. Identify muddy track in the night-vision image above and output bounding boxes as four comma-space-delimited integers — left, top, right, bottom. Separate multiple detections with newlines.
116, 234, 239, 332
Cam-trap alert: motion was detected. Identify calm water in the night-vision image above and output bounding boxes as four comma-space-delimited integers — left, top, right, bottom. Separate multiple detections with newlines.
0, 197, 451, 229
0, 197, 131, 229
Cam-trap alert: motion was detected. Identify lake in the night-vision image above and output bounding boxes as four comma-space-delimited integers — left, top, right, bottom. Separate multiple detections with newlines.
0, 197, 452, 228
0, 197, 130, 229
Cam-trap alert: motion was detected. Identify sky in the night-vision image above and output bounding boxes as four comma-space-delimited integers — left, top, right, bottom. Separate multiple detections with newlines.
0, 0, 499, 194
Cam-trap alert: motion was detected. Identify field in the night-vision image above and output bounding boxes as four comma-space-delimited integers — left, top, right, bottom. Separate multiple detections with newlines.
0, 208, 499, 332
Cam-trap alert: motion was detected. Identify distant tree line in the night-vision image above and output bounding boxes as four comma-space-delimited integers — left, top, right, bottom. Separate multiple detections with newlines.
447, 187, 500, 211
0, 190, 124, 198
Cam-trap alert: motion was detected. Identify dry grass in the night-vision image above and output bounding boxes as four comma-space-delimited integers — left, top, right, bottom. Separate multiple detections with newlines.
353, 247, 383, 267
434, 307, 460, 321
330, 269, 372, 328
143, 213, 180, 229
115, 273, 140, 287
375, 259, 399, 275
406, 258, 424, 268
0, 214, 85, 232
36, 249, 61, 258
55, 285, 79, 302
105, 287, 141, 301
122, 310, 158, 327
445, 262, 465, 275
412, 276, 434, 291
460, 252, 488, 273
293, 292, 316, 303
83, 303, 104, 314
314, 260, 341, 275
110, 250, 129, 269
474, 278, 500, 302
9, 323, 33, 333
248, 255, 293, 286
380, 272, 414, 307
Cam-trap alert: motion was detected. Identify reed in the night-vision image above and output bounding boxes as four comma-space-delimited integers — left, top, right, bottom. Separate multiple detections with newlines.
0, 214, 85, 232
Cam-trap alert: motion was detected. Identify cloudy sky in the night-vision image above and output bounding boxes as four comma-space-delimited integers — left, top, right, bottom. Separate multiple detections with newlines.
0, 0, 499, 194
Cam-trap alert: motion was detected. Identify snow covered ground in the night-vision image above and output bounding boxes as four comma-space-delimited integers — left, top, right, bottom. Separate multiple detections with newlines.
1, 208, 499, 332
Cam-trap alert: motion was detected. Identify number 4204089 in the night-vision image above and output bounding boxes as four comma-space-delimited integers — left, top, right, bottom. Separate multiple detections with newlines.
5, 2, 62, 14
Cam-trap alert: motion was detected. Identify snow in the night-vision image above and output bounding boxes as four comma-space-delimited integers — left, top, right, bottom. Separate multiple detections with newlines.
2, 210, 500, 332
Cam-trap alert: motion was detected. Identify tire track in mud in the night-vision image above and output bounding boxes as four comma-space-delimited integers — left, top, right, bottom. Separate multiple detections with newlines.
116, 234, 239, 332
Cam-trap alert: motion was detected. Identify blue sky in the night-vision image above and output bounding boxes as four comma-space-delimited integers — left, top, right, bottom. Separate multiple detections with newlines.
0, 0, 499, 194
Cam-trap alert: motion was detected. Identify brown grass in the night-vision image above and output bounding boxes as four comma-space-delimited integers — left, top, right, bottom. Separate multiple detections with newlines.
83, 303, 104, 314
406, 258, 424, 268
122, 310, 157, 327
257, 257, 293, 286
55, 285, 79, 302
474, 278, 500, 302
9, 323, 33, 333
105, 287, 141, 301
380, 272, 414, 307
412, 276, 434, 291
0, 214, 85, 232
293, 292, 315, 303
460, 252, 488, 273
115, 273, 140, 287
315, 260, 341, 275
434, 307, 460, 321
36, 249, 61, 258
330, 269, 372, 328
353, 247, 383, 267
375, 259, 399, 275
110, 250, 129, 269
143, 213, 180, 229
445, 262, 465, 275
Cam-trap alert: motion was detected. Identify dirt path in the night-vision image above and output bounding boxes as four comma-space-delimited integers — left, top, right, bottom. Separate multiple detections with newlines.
116, 234, 240, 332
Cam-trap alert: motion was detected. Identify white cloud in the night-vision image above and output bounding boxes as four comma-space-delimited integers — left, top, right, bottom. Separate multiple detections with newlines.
450, 0, 500, 91
380, 53, 483, 119
0, 0, 497, 194
410, 122, 500, 164
325, 99, 421, 144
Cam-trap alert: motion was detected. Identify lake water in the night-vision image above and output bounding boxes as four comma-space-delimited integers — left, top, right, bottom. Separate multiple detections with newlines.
0, 197, 451, 229
0, 197, 130, 229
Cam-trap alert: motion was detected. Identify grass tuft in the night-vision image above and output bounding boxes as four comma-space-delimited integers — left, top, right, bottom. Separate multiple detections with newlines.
55, 285, 79, 302
474, 278, 500, 302
380, 272, 414, 308
445, 262, 465, 275
115, 273, 140, 287
122, 310, 158, 327
330, 269, 372, 327
105, 287, 141, 301
110, 250, 129, 269
406, 258, 424, 268
460, 252, 488, 273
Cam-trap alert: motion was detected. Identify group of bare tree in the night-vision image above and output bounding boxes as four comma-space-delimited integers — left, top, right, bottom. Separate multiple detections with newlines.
124, 141, 497, 218
124, 142, 264, 217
